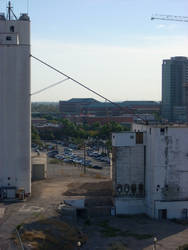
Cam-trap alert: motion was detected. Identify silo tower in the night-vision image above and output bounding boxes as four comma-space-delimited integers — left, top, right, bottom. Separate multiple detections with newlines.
0, 1, 31, 199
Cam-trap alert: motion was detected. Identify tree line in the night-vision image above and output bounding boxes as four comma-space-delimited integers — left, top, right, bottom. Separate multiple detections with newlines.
32, 118, 129, 148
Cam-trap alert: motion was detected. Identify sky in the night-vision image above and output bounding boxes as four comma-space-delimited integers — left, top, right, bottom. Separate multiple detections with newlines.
1, 0, 188, 102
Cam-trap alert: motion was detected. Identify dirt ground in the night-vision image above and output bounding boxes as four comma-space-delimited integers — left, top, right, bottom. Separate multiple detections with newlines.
1, 161, 188, 250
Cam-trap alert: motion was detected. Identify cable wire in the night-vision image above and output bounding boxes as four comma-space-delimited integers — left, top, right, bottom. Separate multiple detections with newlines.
30, 54, 146, 122
31, 78, 69, 96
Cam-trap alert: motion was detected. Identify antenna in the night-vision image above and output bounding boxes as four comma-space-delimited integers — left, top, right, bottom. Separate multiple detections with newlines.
27, 0, 29, 14
6, 0, 17, 20
7, 1, 11, 20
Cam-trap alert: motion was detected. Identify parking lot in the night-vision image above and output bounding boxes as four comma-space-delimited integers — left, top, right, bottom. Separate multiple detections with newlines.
44, 141, 111, 177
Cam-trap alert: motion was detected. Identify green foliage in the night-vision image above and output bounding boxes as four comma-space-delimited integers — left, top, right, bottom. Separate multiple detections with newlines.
32, 126, 41, 145
32, 103, 58, 113
34, 115, 129, 150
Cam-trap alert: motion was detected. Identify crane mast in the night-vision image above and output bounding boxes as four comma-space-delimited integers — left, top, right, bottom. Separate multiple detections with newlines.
151, 14, 188, 22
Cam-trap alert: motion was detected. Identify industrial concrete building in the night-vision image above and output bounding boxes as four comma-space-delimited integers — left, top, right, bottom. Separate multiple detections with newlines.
161, 56, 188, 122
112, 124, 188, 219
0, 3, 31, 199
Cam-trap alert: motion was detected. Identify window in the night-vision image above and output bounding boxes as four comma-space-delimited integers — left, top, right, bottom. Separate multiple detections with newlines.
6, 36, 12, 41
10, 26, 14, 32
131, 184, 137, 194
160, 128, 165, 135
139, 183, 144, 194
136, 132, 143, 144
158, 209, 167, 219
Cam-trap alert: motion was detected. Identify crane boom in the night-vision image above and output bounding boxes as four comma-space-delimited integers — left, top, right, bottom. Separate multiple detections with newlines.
151, 14, 188, 22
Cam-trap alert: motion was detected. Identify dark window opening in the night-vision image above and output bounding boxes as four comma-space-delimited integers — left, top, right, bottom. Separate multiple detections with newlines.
8, 177, 10, 180
131, 184, 137, 194
160, 128, 165, 135
138, 183, 144, 194
136, 132, 143, 144
10, 26, 14, 32
6, 36, 12, 41
165, 185, 168, 191
158, 209, 167, 219
124, 184, 130, 193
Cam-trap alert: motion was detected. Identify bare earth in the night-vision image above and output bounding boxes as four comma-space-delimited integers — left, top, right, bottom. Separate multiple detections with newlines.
0, 161, 188, 250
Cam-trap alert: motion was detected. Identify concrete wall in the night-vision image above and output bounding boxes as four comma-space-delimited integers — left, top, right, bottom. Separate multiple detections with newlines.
112, 144, 145, 197
113, 125, 188, 219
115, 198, 145, 215
133, 124, 188, 218
0, 17, 31, 195
32, 153, 47, 181
155, 201, 188, 219
112, 132, 136, 147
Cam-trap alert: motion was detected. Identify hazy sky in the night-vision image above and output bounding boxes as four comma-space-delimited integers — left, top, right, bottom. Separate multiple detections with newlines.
1, 0, 188, 102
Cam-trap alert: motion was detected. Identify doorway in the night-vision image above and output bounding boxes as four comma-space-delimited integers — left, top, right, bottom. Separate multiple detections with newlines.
158, 209, 167, 219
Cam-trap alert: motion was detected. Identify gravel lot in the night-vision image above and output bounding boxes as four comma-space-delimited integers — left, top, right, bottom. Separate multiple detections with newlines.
0, 161, 188, 250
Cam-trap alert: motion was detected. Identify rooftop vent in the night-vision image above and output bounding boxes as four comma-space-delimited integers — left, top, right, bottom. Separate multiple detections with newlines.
19, 13, 30, 21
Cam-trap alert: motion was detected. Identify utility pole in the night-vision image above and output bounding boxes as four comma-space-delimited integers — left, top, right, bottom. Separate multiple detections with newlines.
83, 141, 86, 174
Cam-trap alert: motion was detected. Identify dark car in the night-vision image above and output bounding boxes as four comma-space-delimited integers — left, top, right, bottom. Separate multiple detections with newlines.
47, 150, 58, 158
92, 165, 103, 170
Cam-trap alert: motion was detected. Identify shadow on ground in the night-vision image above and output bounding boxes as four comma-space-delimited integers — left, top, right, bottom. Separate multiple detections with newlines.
15, 213, 188, 250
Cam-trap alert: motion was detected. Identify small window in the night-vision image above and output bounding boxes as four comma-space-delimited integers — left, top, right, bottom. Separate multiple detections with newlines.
10, 26, 14, 32
8, 177, 10, 180
139, 183, 144, 194
6, 36, 12, 41
131, 184, 137, 194
160, 128, 165, 135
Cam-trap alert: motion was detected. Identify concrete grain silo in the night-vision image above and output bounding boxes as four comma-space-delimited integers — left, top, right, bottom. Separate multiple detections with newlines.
0, 2, 31, 199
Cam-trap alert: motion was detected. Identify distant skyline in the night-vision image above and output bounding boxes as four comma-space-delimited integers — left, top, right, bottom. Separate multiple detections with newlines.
1, 0, 188, 102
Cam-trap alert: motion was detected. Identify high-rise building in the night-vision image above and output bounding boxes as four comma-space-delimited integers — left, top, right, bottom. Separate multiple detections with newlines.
0, 3, 31, 199
162, 56, 188, 122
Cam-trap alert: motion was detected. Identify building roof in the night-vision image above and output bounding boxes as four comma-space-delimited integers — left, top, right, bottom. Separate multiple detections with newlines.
67, 98, 99, 103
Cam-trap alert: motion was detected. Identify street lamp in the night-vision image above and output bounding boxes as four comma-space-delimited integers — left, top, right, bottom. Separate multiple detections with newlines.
153, 237, 157, 250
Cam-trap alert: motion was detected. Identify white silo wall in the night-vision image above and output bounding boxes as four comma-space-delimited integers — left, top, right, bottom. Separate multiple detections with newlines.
0, 17, 31, 195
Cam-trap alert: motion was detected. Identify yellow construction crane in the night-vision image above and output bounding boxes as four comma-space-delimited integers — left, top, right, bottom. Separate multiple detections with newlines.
151, 14, 188, 22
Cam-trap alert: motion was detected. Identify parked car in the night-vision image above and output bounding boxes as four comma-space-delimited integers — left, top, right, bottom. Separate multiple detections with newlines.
47, 150, 58, 158
92, 165, 103, 170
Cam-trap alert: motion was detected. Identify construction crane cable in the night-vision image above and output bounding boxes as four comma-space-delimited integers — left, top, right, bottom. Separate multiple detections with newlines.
30, 54, 146, 122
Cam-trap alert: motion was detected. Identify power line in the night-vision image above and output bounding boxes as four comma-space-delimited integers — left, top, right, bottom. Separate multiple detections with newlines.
30, 54, 146, 122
